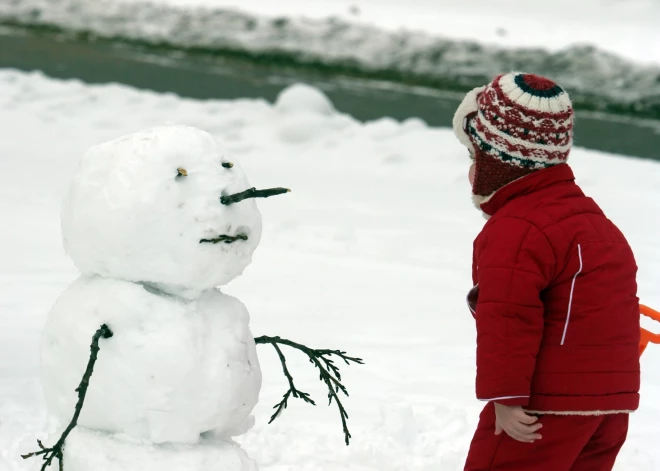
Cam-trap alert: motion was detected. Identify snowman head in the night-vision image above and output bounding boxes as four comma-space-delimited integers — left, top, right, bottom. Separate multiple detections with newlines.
62, 124, 283, 299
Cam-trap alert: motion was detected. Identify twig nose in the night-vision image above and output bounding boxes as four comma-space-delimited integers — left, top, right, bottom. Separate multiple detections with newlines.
221, 187, 291, 205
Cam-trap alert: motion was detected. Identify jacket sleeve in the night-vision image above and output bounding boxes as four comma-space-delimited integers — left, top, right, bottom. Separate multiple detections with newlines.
474, 217, 554, 407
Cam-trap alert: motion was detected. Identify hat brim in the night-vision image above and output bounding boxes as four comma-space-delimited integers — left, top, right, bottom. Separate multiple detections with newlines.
452, 85, 485, 156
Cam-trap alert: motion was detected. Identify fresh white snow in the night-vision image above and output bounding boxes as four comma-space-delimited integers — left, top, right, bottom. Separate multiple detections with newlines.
1, 69, 659, 470
63, 428, 257, 471
114, 0, 660, 65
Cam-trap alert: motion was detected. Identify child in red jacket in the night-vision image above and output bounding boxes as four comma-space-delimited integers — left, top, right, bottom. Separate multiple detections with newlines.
453, 73, 641, 471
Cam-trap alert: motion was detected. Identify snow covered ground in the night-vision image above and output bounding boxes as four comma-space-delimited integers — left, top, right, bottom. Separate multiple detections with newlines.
0, 69, 659, 470
115, 0, 660, 66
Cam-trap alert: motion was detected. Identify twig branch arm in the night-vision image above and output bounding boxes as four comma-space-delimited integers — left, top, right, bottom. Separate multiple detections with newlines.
254, 335, 363, 445
22, 324, 113, 470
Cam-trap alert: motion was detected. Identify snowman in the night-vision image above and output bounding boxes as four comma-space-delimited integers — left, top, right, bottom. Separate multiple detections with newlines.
24, 124, 292, 470
23, 123, 362, 471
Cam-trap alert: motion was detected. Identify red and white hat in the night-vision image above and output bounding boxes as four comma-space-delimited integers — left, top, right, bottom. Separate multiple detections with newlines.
453, 73, 574, 204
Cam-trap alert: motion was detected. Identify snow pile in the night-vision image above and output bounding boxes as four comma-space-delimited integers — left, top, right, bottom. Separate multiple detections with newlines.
1, 0, 660, 119
62, 124, 262, 298
273, 84, 353, 143
0, 70, 659, 470
274, 84, 335, 117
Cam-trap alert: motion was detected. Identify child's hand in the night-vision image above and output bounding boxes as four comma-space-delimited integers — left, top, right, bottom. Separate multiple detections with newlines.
494, 402, 543, 443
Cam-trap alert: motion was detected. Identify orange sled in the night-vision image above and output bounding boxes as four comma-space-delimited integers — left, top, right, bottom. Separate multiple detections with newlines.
640, 305, 660, 356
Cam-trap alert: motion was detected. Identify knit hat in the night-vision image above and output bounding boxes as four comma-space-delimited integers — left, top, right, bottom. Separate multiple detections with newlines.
453, 73, 574, 206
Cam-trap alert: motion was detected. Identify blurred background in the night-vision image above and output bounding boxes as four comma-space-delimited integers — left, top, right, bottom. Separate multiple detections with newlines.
2, 0, 659, 159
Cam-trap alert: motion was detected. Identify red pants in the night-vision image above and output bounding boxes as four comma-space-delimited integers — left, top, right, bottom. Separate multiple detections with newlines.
465, 402, 629, 471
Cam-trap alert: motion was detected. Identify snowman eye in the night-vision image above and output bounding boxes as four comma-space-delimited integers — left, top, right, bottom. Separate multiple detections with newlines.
176, 168, 188, 177
222, 162, 234, 169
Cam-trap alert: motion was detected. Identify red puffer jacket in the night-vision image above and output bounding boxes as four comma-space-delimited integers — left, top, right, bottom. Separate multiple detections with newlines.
469, 163, 640, 413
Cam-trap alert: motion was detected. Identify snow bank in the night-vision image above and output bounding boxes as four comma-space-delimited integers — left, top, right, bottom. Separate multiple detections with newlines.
1, 70, 659, 470
114, 0, 660, 66
1, 0, 659, 119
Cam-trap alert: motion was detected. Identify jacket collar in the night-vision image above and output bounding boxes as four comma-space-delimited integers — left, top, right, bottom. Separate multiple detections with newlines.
480, 164, 576, 216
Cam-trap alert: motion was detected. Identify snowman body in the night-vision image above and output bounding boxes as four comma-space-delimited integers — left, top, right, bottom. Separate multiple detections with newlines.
40, 125, 263, 470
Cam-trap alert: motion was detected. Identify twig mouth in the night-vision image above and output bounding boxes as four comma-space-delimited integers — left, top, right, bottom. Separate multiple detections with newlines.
221, 187, 290, 205
200, 234, 248, 244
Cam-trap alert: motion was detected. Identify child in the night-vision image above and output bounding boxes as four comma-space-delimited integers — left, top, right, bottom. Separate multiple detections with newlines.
453, 73, 641, 471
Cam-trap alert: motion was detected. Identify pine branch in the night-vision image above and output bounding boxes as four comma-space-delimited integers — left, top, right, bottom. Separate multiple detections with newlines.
199, 234, 248, 244
22, 324, 113, 470
268, 343, 315, 423
254, 335, 363, 445
220, 187, 290, 206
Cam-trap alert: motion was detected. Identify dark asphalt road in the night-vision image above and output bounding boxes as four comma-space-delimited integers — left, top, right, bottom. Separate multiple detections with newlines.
1, 29, 659, 161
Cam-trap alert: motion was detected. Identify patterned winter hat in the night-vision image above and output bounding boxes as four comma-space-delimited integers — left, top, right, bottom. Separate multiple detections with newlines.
453, 73, 574, 204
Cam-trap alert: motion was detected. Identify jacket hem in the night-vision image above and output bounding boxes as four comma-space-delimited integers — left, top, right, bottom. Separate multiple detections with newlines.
525, 392, 639, 414
523, 409, 634, 416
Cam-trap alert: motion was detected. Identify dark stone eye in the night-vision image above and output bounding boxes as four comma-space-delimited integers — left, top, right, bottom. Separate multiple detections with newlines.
222, 162, 234, 169
176, 168, 188, 177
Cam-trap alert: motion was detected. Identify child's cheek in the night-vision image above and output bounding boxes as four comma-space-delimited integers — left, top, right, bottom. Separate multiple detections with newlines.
469, 163, 476, 186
